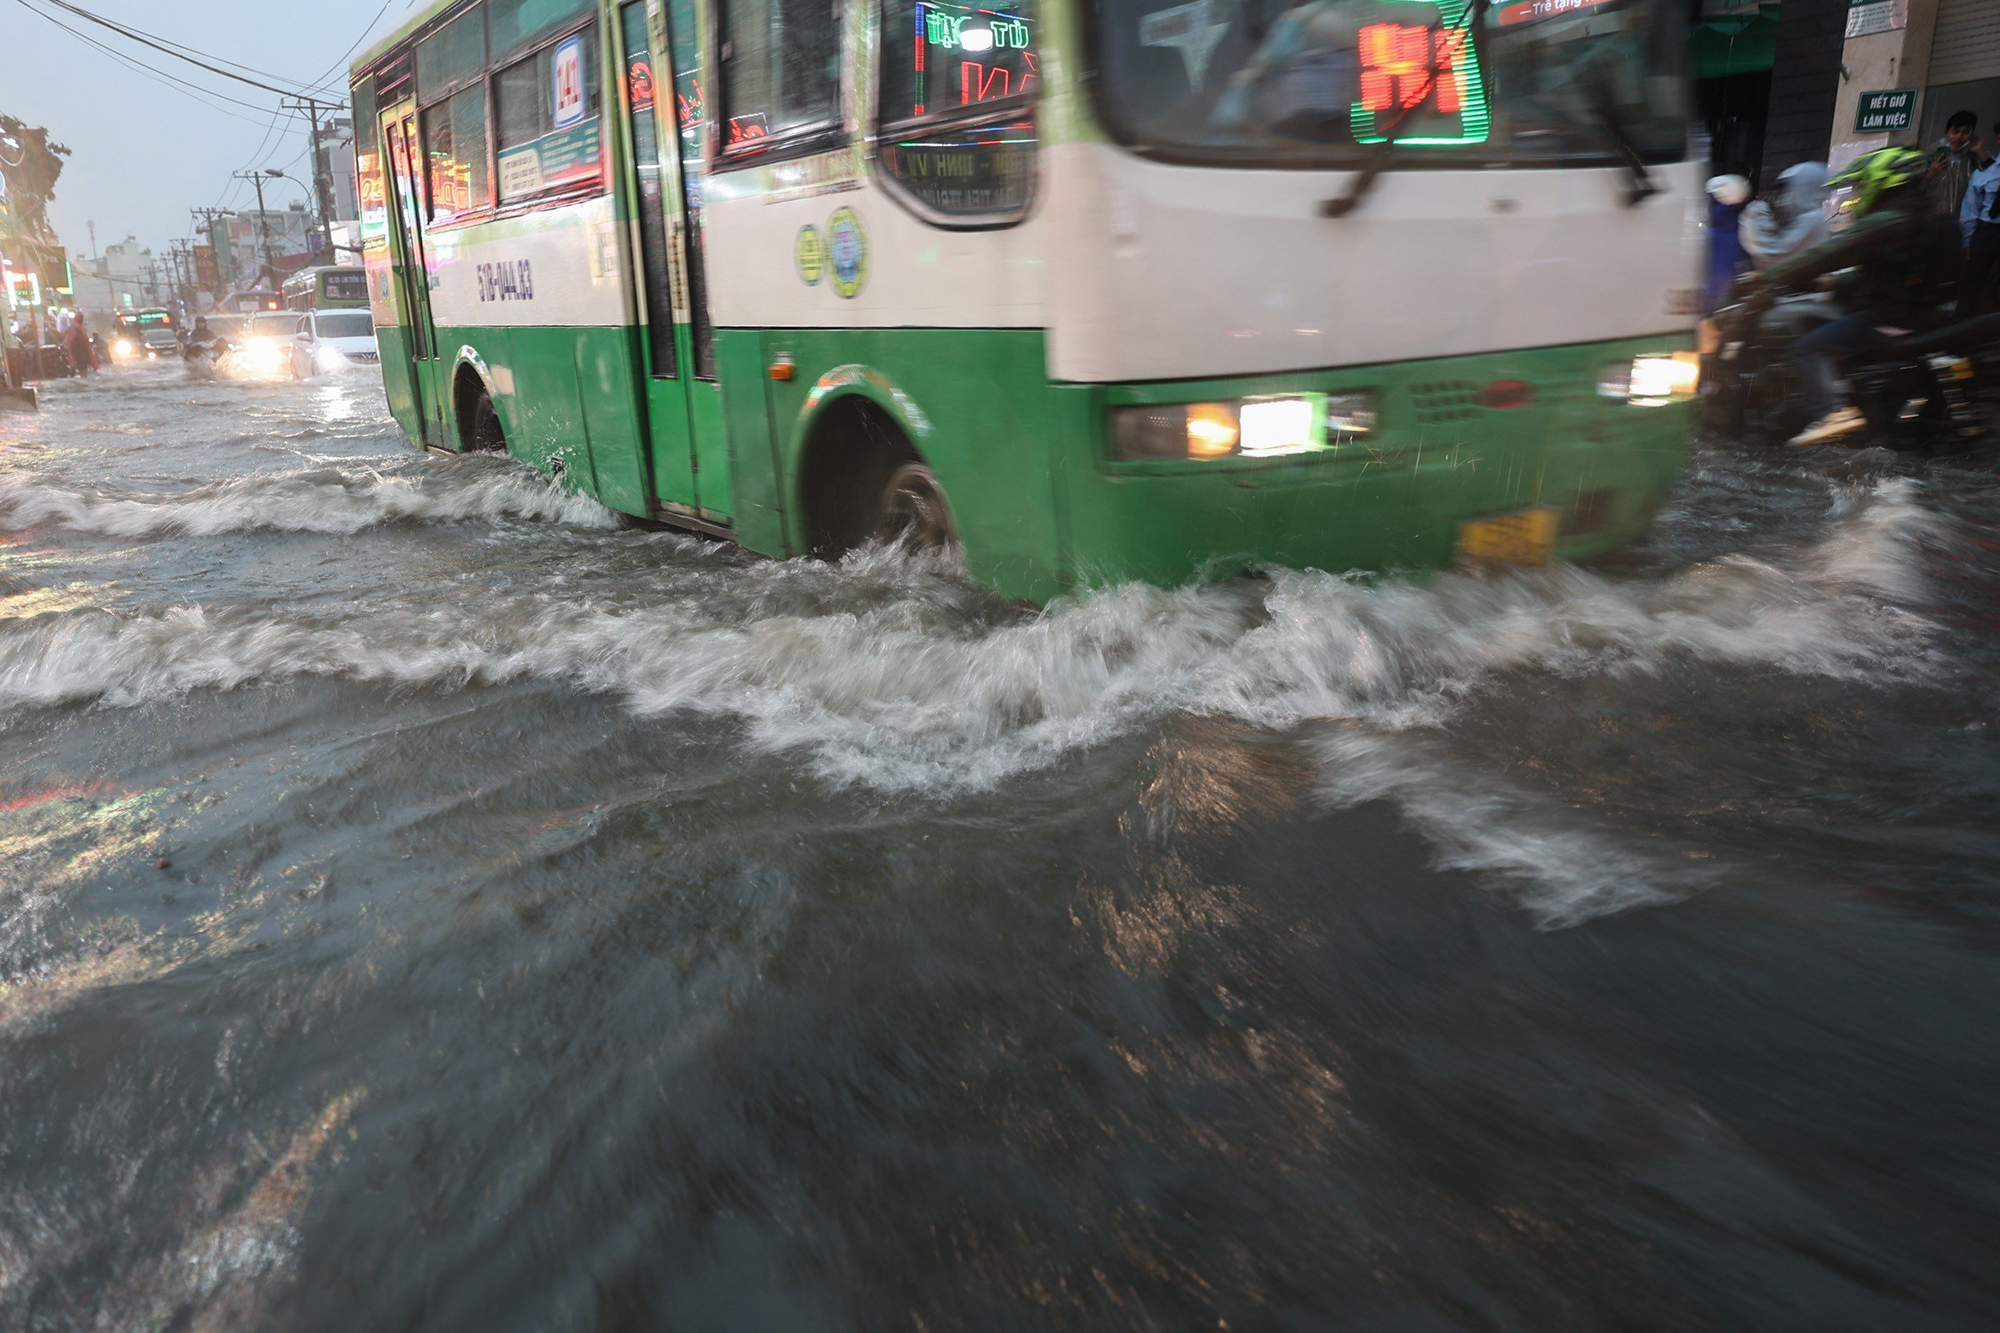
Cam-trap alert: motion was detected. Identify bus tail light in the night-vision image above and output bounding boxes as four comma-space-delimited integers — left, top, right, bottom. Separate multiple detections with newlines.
1109, 392, 1373, 462
1600, 352, 1699, 406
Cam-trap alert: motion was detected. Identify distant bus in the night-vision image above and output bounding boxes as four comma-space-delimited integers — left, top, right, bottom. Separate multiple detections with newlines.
217, 289, 281, 314
118, 308, 177, 333
353, 0, 1698, 602
282, 265, 370, 312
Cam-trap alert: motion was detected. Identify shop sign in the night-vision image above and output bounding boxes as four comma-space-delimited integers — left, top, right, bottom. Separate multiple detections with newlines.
1845, 0, 1907, 38
1854, 88, 1916, 133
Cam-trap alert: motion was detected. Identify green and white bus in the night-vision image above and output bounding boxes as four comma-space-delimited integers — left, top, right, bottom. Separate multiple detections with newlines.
354, 0, 1699, 602
281, 265, 372, 311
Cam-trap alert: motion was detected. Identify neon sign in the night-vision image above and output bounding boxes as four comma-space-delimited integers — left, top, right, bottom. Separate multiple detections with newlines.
1351, 0, 1490, 146
1358, 23, 1466, 114
676, 76, 706, 131
923, 11, 1029, 49
628, 58, 656, 114
909, 3, 1035, 118
1496, 0, 1617, 24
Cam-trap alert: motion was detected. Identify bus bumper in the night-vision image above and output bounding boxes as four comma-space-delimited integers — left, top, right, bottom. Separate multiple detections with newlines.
1051, 334, 1694, 592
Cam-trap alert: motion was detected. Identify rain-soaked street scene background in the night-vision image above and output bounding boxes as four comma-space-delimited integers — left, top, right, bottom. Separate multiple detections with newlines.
3, 364, 1999, 1330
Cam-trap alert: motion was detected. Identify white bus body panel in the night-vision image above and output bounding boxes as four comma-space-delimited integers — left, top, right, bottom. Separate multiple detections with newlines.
701, 170, 1048, 331
1042, 142, 1702, 384
423, 194, 631, 329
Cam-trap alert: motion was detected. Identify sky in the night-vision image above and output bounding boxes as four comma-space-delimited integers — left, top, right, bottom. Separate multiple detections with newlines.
3, 0, 411, 262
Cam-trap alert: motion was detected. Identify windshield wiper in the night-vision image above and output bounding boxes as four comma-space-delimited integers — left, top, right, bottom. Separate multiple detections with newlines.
1321, 0, 1495, 220
1590, 95, 1663, 207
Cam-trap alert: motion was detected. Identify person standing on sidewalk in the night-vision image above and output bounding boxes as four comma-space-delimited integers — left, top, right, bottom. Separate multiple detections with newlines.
1930, 110, 1987, 219
65, 311, 95, 376
1960, 137, 2000, 316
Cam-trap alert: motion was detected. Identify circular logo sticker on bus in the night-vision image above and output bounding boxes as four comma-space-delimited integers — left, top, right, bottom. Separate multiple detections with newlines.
826, 207, 867, 299
795, 225, 825, 286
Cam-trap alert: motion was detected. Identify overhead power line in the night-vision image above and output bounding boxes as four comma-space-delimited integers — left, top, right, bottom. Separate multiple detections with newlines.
29, 0, 347, 105
38, 0, 348, 96
307, 0, 400, 97
10, 0, 274, 125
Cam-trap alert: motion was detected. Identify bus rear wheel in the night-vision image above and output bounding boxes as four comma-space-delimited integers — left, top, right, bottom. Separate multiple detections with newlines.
470, 391, 505, 453
870, 461, 955, 553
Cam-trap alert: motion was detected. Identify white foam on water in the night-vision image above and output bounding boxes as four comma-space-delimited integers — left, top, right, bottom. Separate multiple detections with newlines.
1309, 729, 1702, 928
0, 478, 1951, 922
0, 458, 621, 538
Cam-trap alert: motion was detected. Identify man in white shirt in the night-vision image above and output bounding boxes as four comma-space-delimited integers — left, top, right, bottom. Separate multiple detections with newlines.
1959, 132, 2000, 315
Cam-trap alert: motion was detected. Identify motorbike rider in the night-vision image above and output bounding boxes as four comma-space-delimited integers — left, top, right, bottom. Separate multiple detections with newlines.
1746, 147, 1963, 446
1740, 162, 1831, 267
182, 315, 229, 365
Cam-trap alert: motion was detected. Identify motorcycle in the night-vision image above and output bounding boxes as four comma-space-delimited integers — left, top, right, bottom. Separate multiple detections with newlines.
1704, 291, 2000, 450
1848, 312, 2000, 450
183, 338, 230, 382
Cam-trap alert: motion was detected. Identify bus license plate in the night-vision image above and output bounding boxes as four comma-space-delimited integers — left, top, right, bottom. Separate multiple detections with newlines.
1456, 507, 1559, 567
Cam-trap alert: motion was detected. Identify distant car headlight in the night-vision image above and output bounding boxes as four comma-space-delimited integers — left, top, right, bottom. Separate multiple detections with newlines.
112, 338, 134, 357
1600, 352, 1700, 406
1108, 392, 1372, 462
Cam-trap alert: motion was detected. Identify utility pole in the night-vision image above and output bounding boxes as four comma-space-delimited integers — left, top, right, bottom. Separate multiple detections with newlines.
283, 98, 339, 262
172, 241, 197, 310
191, 208, 233, 297
233, 169, 276, 289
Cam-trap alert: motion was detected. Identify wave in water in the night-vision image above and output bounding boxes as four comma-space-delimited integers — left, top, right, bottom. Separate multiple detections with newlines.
0, 479, 1949, 921
0, 458, 620, 538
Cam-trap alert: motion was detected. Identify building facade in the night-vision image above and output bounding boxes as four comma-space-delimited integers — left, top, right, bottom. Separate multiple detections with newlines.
68, 235, 152, 316
1764, 0, 2000, 178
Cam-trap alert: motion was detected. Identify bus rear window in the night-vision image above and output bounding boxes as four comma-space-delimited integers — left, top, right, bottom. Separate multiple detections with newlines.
881, 0, 1036, 122
490, 0, 592, 57
1091, 0, 1686, 168
878, 0, 1039, 219
495, 26, 603, 199
418, 6, 488, 94
719, 0, 842, 151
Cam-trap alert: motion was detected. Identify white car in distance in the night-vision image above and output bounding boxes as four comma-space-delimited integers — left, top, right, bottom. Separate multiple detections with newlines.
290, 310, 380, 379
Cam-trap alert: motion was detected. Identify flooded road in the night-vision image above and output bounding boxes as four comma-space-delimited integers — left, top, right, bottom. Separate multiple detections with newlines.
3, 363, 1998, 1330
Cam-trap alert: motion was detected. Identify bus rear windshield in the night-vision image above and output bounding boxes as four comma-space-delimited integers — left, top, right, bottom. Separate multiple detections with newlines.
1091, 0, 1686, 168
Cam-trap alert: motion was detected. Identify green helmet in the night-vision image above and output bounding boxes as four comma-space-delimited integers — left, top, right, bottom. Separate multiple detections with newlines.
1828, 146, 1929, 217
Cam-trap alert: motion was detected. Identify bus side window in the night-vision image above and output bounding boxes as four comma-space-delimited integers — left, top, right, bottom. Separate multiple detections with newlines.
427, 86, 493, 221
717, 0, 843, 161
875, 0, 1038, 222
496, 24, 605, 201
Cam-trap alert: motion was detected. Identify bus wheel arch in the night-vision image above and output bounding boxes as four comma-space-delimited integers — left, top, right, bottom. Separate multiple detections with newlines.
451, 356, 504, 454
794, 379, 954, 557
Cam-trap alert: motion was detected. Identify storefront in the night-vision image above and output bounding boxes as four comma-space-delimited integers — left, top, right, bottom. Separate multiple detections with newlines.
1813, 0, 2000, 172
1914, 1, 2000, 146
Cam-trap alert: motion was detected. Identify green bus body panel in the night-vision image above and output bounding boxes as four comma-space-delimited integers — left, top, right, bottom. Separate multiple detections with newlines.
1052, 334, 1692, 593
391, 319, 1687, 604
761, 328, 1064, 597
375, 324, 422, 448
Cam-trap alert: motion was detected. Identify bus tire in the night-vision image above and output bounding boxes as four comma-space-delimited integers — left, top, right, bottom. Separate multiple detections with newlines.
465, 388, 505, 454
869, 460, 955, 553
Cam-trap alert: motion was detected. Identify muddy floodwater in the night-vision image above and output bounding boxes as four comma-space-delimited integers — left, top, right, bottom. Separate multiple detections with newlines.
2, 363, 1998, 1331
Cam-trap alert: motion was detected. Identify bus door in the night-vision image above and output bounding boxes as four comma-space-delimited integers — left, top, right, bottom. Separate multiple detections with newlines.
380, 104, 444, 447
616, 0, 731, 526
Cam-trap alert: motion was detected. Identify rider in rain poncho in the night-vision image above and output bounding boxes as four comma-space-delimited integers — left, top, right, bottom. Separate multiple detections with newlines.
1739, 162, 1831, 267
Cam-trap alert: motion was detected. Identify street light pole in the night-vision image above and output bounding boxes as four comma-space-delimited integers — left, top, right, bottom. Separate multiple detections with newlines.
232, 168, 286, 290
283, 98, 338, 262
